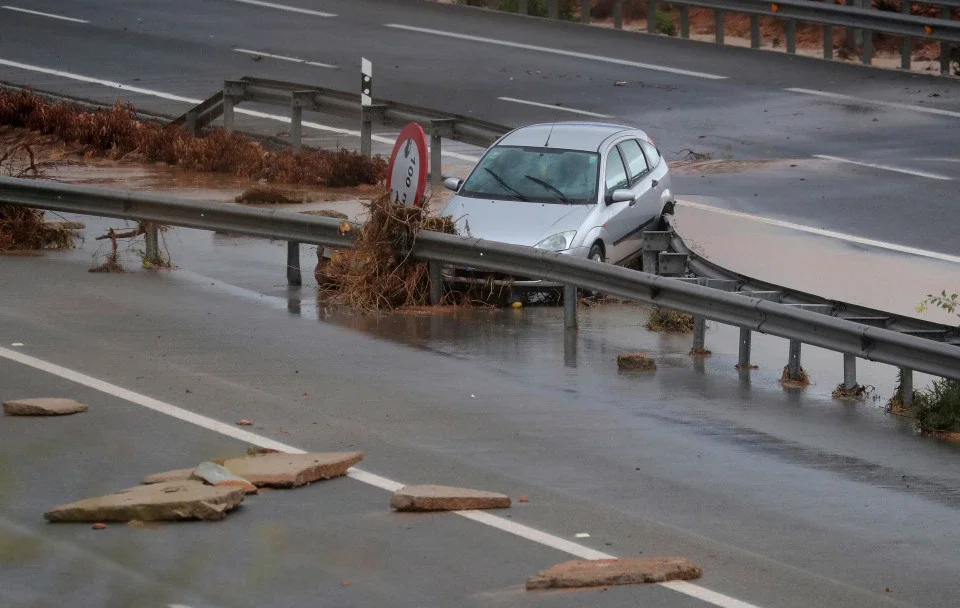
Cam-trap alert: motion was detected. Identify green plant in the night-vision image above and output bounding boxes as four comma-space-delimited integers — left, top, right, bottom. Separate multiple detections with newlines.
916, 290, 960, 322
656, 9, 677, 36
913, 378, 960, 434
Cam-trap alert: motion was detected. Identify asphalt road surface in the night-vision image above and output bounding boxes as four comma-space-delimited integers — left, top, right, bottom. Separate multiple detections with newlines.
2, 2, 960, 607
1, 219, 959, 608
1, 0, 959, 255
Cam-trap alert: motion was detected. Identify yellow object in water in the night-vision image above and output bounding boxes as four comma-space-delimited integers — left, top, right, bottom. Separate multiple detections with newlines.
511, 301, 523, 309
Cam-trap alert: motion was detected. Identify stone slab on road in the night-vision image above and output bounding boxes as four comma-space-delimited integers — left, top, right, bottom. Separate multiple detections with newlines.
526, 557, 703, 590
222, 451, 362, 488
3, 398, 87, 416
390, 485, 511, 511
44, 481, 246, 522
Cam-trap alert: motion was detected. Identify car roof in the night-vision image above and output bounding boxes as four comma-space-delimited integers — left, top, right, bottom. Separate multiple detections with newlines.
497, 122, 641, 152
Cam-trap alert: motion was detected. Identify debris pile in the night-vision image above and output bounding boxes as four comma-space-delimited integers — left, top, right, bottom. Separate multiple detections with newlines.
617, 352, 657, 371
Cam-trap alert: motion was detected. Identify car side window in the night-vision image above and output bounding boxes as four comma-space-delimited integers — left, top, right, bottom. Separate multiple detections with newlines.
619, 140, 649, 184
604, 149, 629, 200
639, 140, 661, 169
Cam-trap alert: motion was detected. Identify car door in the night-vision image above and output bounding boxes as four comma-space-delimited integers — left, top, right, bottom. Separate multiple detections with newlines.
604, 139, 658, 264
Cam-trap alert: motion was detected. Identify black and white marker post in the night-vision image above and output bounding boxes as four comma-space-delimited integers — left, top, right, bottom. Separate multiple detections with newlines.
360, 58, 374, 157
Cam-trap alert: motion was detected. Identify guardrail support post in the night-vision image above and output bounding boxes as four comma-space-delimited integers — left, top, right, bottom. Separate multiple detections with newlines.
680, 6, 690, 38
223, 92, 235, 134
287, 242, 302, 286
564, 284, 578, 329
738, 328, 752, 368
786, 20, 797, 54
185, 110, 199, 136
900, 1, 911, 70
648, 0, 658, 34
941, 7, 951, 75
750, 15, 760, 48
581, 0, 590, 24
823, 25, 833, 59
290, 103, 303, 153
548, 0, 558, 19
862, 30, 873, 65
714, 10, 724, 44
614, 0, 623, 29
787, 339, 802, 381
693, 317, 706, 352
518, 0, 528, 15
844, 354, 857, 390
900, 367, 914, 407
429, 261, 443, 305
144, 223, 160, 266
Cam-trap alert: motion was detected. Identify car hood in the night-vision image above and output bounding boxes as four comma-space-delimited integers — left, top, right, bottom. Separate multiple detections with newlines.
440, 196, 592, 247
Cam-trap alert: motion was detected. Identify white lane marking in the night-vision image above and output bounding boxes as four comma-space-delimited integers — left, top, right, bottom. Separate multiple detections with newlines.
1, 5, 89, 23
0, 345, 762, 608
233, 48, 337, 69
785, 88, 960, 120
677, 200, 960, 265
0, 58, 480, 162
228, 0, 335, 17
385, 23, 727, 80
498, 96, 610, 118
814, 154, 953, 181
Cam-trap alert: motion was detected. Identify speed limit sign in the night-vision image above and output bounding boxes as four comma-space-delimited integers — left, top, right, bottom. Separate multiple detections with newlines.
386, 123, 429, 207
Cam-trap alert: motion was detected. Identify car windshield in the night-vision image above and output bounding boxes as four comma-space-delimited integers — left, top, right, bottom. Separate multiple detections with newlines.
458, 145, 599, 204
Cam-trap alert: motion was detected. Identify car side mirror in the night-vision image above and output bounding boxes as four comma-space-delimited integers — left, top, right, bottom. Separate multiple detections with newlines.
610, 189, 635, 203
443, 177, 462, 192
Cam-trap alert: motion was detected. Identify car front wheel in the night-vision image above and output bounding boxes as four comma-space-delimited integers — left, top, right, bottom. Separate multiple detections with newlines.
588, 242, 604, 264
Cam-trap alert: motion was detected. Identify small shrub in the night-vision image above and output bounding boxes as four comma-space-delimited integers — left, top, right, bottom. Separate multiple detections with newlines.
644, 307, 695, 333
912, 378, 960, 434
591, 0, 646, 20
656, 9, 677, 36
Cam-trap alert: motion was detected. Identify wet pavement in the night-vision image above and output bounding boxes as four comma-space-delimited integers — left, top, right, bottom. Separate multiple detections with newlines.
1, 208, 958, 607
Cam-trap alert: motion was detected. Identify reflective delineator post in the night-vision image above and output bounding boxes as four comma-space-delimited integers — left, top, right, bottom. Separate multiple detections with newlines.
360, 58, 373, 157
564, 284, 578, 329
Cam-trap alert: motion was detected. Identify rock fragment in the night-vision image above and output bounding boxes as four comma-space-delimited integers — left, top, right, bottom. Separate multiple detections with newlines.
222, 452, 362, 488
526, 557, 703, 590
3, 398, 87, 416
390, 485, 511, 512
193, 461, 258, 494
44, 481, 245, 523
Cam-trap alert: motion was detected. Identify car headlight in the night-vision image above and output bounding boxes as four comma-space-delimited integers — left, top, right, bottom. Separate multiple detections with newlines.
534, 231, 576, 252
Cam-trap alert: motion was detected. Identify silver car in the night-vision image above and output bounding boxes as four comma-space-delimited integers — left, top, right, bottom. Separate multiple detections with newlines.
440, 121, 674, 286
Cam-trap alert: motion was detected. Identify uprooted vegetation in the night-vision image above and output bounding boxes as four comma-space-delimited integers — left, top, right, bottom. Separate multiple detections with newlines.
645, 307, 696, 333
1, 140, 79, 251
316, 193, 458, 311
0, 89, 386, 187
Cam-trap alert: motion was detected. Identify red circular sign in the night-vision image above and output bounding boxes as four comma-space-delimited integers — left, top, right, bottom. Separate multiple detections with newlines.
386, 123, 429, 208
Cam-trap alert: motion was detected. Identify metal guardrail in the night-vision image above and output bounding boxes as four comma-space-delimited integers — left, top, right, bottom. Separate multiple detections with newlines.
471, 0, 959, 74
171, 76, 511, 189
2, 175, 959, 384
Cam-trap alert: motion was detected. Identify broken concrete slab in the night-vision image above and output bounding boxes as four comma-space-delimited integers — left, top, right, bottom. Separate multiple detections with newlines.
193, 461, 257, 494
141, 468, 197, 485
44, 481, 245, 523
3, 398, 87, 416
221, 452, 362, 488
390, 485, 511, 512
526, 557, 703, 590
616, 353, 657, 371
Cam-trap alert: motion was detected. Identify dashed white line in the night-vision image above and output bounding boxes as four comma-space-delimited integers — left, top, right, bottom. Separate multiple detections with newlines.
1, 5, 89, 23
228, 0, 335, 17
234, 48, 337, 69
385, 23, 727, 80
0, 58, 480, 162
0, 345, 764, 608
677, 199, 960, 265
498, 97, 610, 118
785, 88, 960, 120
814, 154, 953, 181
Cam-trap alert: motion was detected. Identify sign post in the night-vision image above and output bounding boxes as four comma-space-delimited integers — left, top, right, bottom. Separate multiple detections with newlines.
386, 123, 429, 208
